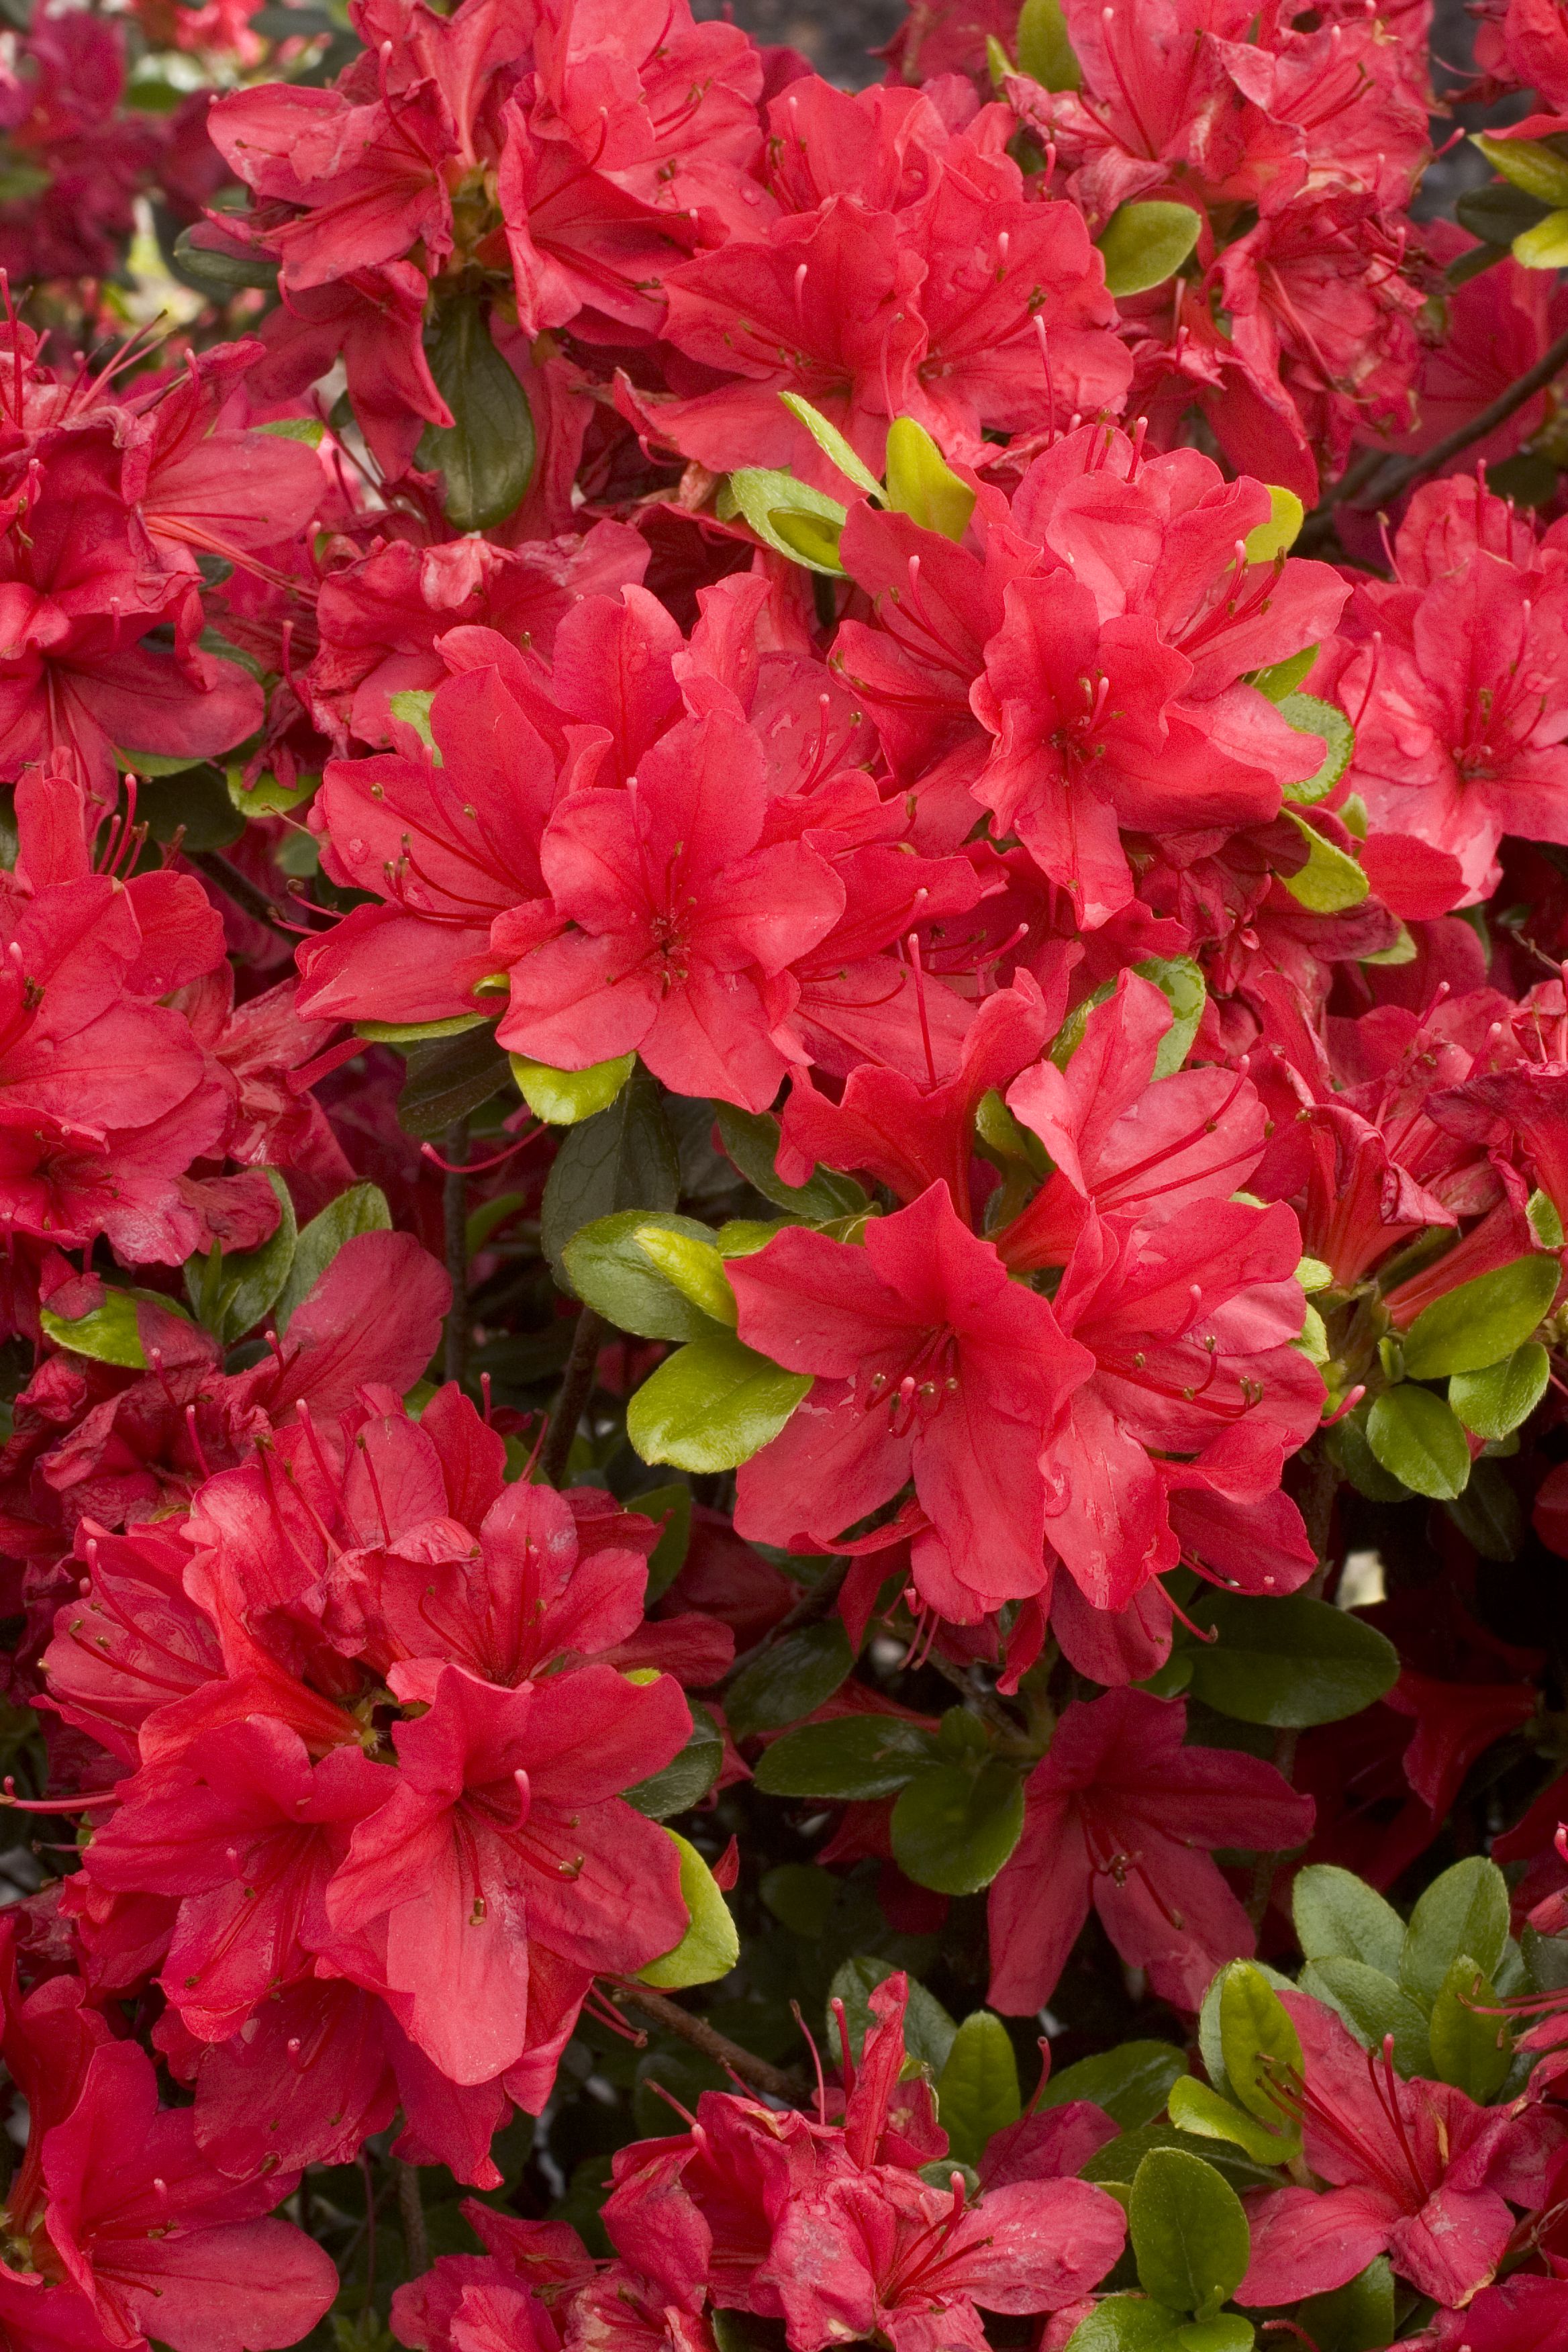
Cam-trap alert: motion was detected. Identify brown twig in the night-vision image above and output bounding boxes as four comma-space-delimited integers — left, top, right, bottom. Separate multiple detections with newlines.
395, 2159, 428, 2277
443, 1118, 469, 1389
616, 1983, 809, 2104
188, 848, 294, 936
1347, 322, 1568, 515
541, 1306, 603, 1486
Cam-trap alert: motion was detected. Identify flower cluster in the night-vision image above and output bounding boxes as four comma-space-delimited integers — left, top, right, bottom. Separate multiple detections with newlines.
0, 0, 1564, 2345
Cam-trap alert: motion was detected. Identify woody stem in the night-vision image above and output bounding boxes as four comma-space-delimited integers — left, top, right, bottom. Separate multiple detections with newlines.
541, 1307, 603, 1487
444, 1118, 469, 1390
1345, 322, 1568, 514
615, 1984, 809, 2104
395, 2159, 428, 2275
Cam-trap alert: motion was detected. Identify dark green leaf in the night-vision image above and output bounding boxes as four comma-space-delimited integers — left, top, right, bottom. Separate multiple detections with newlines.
713, 1104, 869, 1221
1400, 1857, 1510, 2008
626, 1332, 810, 1475
562, 1210, 722, 1339
1428, 1955, 1512, 2101
934, 2010, 1022, 2167
397, 1026, 511, 1140
1083, 2125, 1282, 2196
1401, 1253, 1561, 1379
726, 1622, 854, 1738
185, 1169, 297, 1342
1442, 1457, 1524, 1560
1296, 2258, 1395, 2352
1060, 2303, 1184, 2352
1327, 1404, 1411, 1502
761, 1863, 838, 1939
416, 291, 535, 533
752, 1714, 938, 1799
1449, 1343, 1550, 1438
624, 1702, 724, 1820
891, 1759, 1025, 1896
638, 1483, 693, 1603
1128, 2149, 1250, 2321
1188, 1594, 1398, 1728
1297, 1959, 1431, 2075
1042, 2043, 1189, 2131
541, 1067, 679, 1281
828, 1956, 957, 2073
1291, 1865, 1404, 1977
132, 763, 245, 849
275, 1183, 392, 1333
1456, 181, 1555, 244
172, 224, 280, 290
1365, 1384, 1471, 1500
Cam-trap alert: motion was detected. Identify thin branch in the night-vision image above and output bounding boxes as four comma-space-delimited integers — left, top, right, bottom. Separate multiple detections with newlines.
395, 2159, 428, 2277
188, 848, 295, 936
541, 1307, 603, 1487
615, 1983, 809, 2104
443, 1118, 469, 1389
1349, 322, 1568, 513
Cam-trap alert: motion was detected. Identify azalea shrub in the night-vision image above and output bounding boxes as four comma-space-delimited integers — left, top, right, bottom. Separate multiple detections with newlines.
5, 0, 1568, 2347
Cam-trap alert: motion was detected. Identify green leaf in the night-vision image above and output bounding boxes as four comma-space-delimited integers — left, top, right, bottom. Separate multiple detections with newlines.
1298, 1959, 1432, 2075
1158, 2081, 1248, 2169
255, 416, 326, 447
1187, 1594, 1398, 1728
1449, 1342, 1551, 1438
274, 1183, 391, 1333
387, 690, 437, 752
1443, 1455, 1524, 1561
1473, 130, 1568, 205
935, 2010, 1022, 2167
624, 1704, 724, 1821
1530, 1187, 1565, 1247
1400, 1857, 1510, 2008
1327, 1400, 1412, 1502
41, 1287, 192, 1369
1365, 1384, 1472, 1500
397, 1025, 512, 1138
1042, 2043, 1189, 2130
1514, 205, 1568, 266
627, 1330, 810, 1475
777, 393, 883, 497
638, 1482, 693, 1603
1428, 1954, 1512, 2101
1015, 0, 1081, 85
1297, 2258, 1395, 2352
634, 1226, 737, 1328
883, 416, 975, 540
1218, 1963, 1303, 2130
713, 1104, 870, 1220
358, 1014, 487, 1045
1177, 2325, 1253, 2352
1097, 201, 1203, 297
415, 291, 535, 533
1084, 2126, 1281, 2196
891, 1758, 1025, 1896
226, 765, 317, 819
562, 1211, 722, 1341
1279, 810, 1369, 912
725, 1621, 854, 1738
1292, 1865, 1404, 1976
1166, 2077, 1294, 2167
1134, 954, 1206, 1076
1455, 180, 1553, 248
1243, 486, 1305, 563
638, 1831, 739, 1988
172, 223, 279, 290
1064, 2304, 1187, 2352
829, 1955, 957, 2073
1250, 646, 1317, 701
1128, 2149, 1250, 2321
185, 1169, 297, 1343
1402, 1252, 1561, 1379
541, 1066, 679, 1281
131, 763, 246, 848
1277, 693, 1355, 805
509, 1052, 634, 1126
718, 468, 848, 574
753, 1714, 938, 1799
761, 1862, 838, 1938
